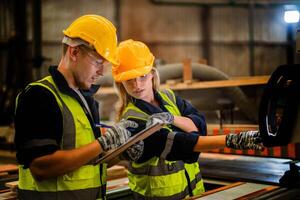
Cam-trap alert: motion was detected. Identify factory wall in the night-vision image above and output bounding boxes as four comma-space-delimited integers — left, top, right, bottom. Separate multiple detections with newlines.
39, 0, 291, 77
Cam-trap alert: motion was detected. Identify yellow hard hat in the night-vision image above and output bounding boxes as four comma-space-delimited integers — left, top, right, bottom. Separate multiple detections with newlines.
63, 15, 118, 65
112, 39, 155, 82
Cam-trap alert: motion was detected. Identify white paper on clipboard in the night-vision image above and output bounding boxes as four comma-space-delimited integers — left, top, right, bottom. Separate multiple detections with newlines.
94, 121, 165, 165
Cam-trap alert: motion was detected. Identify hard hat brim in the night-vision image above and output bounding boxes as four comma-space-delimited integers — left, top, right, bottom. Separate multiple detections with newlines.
113, 65, 152, 82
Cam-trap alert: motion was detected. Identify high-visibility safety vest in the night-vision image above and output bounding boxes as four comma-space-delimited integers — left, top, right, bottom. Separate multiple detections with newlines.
16, 76, 106, 200
122, 89, 205, 199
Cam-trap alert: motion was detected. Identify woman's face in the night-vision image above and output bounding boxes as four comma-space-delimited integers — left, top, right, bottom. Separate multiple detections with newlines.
122, 71, 154, 101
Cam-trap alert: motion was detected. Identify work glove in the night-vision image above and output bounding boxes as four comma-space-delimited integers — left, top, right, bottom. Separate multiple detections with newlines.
225, 130, 264, 151
146, 112, 174, 127
97, 120, 138, 151
124, 140, 144, 161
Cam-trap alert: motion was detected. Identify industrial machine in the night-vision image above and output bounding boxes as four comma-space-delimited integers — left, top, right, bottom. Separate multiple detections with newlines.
259, 63, 300, 188
259, 64, 300, 147
259, 28, 300, 188
258, 30, 300, 189
195, 30, 300, 199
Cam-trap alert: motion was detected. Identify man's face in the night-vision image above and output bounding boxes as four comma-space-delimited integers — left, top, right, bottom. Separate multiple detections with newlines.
74, 46, 108, 89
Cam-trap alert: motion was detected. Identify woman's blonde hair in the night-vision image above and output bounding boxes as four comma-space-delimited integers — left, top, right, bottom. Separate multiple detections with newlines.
114, 67, 160, 121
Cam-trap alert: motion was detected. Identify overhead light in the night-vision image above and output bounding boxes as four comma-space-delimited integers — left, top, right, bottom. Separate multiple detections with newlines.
284, 10, 300, 24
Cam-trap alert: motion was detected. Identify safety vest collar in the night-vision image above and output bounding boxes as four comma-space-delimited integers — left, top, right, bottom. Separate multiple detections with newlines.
128, 89, 172, 114
154, 89, 172, 107
48, 66, 74, 96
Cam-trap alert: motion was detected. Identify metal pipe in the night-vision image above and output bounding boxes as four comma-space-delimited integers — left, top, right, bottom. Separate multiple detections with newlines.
97, 63, 259, 122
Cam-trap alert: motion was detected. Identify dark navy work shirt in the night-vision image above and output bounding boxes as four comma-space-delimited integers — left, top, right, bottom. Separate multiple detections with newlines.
14, 66, 101, 168
125, 90, 207, 163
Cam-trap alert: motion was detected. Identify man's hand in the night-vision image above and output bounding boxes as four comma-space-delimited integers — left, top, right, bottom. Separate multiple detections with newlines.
225, 130, 264, 151
146, 112, 174, 127
97, 120, 138, 151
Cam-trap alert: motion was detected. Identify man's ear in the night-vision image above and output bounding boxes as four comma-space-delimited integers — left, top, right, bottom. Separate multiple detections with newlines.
68, 46, 80, 62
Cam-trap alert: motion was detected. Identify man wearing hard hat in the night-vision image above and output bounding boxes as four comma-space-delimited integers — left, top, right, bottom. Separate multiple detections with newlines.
14, 15, 137, 200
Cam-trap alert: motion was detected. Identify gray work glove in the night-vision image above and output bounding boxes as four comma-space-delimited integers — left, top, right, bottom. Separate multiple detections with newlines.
124, 140, 144, 161
97, 120, 138, 151
225, 130, 264, 151
146, 112, 174, 127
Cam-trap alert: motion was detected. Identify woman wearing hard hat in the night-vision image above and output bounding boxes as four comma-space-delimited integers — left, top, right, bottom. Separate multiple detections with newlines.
112, 39, 264, 199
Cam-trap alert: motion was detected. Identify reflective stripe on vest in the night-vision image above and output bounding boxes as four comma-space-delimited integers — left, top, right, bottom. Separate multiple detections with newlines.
122, 89, 204, 198
160, 131, 176, 159
17, 76, 106, 199
129, 159, 185, 176
131, 170, 203, 200
122, 106, 149, 121
40, 79, 76, 149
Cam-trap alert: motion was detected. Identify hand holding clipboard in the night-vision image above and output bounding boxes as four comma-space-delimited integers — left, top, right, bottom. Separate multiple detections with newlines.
94, 120, 165, 165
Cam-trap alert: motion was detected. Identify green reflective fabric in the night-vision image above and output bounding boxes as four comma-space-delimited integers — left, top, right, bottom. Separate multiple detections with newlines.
17, 76, 105, 199
122, 89, 205, 198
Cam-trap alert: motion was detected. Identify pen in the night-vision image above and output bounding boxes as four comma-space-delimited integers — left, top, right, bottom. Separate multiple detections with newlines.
95, 123, 112, 128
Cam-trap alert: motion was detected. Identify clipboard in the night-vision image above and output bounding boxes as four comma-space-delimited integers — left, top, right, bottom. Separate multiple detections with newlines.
94, 121, 165, 165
